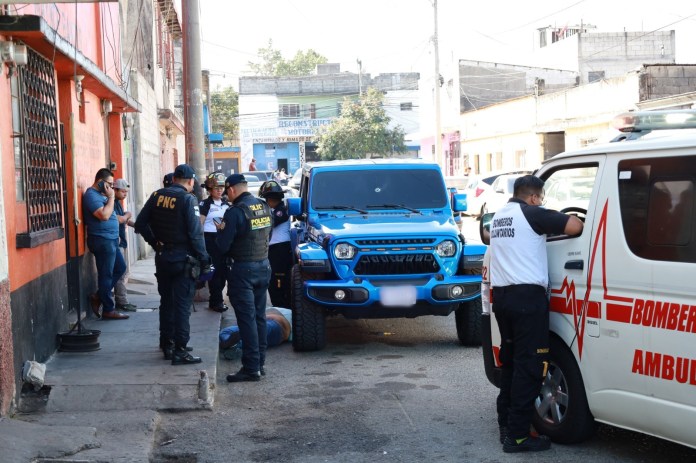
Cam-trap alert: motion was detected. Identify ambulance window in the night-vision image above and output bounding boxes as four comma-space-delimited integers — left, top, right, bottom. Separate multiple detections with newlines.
541, 165, 598, 214
618, 155, 696, 263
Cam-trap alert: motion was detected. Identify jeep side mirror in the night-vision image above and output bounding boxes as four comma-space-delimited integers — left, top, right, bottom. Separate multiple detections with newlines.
452, 193, 467, 212
479, 212, 494, 245
287, 197, 302, 217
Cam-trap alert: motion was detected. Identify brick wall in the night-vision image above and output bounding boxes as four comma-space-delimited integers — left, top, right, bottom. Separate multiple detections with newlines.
640, 65, 696, 101
578, 31, 675, 84
0, 279, 12, 416
133, 73, 161, 197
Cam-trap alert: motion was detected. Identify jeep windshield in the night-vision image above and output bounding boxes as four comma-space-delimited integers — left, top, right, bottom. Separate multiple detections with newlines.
311, 168, 447, 211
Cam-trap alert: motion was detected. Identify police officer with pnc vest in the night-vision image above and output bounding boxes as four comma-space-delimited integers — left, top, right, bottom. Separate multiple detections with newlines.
216, 174, 273, 382
489, 175, 583, 452
135, 164, 212, 365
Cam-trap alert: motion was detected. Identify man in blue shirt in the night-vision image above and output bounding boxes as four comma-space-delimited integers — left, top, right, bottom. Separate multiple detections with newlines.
82, 168, 129, 320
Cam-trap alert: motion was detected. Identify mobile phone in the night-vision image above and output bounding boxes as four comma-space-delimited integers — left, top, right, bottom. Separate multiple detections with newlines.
213, 217, 222, 225
97, 180, 106, 193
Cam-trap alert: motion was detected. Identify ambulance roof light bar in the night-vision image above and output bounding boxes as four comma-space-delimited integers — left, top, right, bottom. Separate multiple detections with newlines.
612, 110, 696, 132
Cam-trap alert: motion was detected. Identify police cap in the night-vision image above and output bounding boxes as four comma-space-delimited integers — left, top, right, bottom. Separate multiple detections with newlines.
163, 173, 174, 187
174, 164, 196, 179
225, 174, 247, 188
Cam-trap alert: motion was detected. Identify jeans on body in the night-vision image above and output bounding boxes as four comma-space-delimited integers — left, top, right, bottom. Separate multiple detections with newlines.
87, 235, 126, 313
227, 259, 272, 373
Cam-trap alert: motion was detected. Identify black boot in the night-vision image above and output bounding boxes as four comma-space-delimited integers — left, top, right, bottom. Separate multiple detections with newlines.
162, 341, 174, 360
226, 368, 261, 382
161, 339, 192, 360
171, 346, 202, 365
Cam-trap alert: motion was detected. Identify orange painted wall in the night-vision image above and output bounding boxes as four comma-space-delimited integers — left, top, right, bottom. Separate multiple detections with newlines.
1, 2, 123, 291
16, 3, 122, 84
0, 32, 65, 292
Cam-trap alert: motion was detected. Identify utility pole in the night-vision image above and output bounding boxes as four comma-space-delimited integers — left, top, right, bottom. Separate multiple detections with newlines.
182, 0, 205, 196
357, 58, 363, 95
433, 0, 443, 168
202, 70, 214, 172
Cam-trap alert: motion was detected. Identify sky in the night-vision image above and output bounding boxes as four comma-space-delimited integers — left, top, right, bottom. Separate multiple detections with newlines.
199, 0, 696, 91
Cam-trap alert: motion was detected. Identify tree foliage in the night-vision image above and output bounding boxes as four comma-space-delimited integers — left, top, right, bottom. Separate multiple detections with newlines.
209, 86, 239, 142
248, 39, 328, 77
316, 88, 407, 160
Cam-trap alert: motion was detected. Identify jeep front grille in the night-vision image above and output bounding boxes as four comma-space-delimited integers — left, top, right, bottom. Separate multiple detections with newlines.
355, 238, 436, 246
353, 253, 440, 275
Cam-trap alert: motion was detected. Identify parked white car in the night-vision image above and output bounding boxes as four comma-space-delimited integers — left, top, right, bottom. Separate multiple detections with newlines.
462, 171, 532, 217
480, 173, 525, 215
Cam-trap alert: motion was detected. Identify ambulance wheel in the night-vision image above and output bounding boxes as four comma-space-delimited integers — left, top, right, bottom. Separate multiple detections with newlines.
532, 337, 596, 443
455, 297, 482, 346
291, 264, 326, 352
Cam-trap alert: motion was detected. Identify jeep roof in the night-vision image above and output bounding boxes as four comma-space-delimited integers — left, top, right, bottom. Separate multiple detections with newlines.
300, 158, 432, 171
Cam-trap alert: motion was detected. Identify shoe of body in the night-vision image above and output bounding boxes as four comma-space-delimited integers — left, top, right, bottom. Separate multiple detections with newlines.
89, 293, 102, 318
163, 344, 193, 360
219, 331, 241, 350
116, 303, 137, 312
226, 368, 261, 382
208, 304, 229, 313
101, 311, 129, 320
171, 348, 202, 365
260, 367, 265, 376
503, 435, 551, 453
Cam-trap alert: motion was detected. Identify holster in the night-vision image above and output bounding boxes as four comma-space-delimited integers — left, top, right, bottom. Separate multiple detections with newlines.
186, 255, 201, 280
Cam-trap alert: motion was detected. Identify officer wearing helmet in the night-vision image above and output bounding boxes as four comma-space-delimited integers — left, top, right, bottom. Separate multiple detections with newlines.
259, 180, 292, 308
216, 174, 273, 382
199, 171, 230, 312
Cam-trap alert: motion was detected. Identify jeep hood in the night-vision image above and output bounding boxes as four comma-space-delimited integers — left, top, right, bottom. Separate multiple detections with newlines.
309, 213, 458, 238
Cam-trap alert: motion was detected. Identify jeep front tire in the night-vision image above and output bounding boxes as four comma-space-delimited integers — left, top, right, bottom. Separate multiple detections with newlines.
455, 297, 482, 346
291, 264, 327, 352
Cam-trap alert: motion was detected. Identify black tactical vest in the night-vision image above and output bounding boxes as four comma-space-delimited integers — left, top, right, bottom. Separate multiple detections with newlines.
230, 196, 272, 262
149, 186, 191, 248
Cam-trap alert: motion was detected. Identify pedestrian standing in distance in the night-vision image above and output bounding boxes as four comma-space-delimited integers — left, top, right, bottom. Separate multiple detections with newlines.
113, 179, 137, 312
248, 158, 257, 171
82, 168, 129, 320
199, 171, 230, 313
134, 164, 213, 365
259, 180, 292, 308
489, 175, 583, 453
216, 174, 273, 382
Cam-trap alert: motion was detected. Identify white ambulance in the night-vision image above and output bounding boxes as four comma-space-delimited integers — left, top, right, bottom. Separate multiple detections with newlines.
480, 110, 696, 449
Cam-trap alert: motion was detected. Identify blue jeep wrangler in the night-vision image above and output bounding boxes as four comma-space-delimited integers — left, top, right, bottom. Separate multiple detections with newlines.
287, 159, 485, 351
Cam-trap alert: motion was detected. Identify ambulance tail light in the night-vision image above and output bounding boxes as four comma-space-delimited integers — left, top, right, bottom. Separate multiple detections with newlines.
612, 110, 696, 132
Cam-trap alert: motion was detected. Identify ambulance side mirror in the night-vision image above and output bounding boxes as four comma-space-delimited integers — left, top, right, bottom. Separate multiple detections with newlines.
479, 212, 494, 245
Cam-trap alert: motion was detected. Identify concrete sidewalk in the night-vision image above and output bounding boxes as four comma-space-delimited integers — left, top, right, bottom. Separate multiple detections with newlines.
0, 254, 225, 462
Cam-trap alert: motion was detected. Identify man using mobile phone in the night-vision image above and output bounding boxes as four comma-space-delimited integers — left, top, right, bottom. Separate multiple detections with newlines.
82, 168, 129, 320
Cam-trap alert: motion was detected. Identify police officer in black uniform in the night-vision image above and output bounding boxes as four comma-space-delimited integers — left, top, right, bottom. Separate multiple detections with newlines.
135, 164, 212, 365
259, 180, 292, 308
489, 175, 583, 452
216, 174, 273, 382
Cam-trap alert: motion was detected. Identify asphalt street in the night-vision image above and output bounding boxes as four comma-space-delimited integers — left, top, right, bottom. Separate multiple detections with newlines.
150, 216, 696, 463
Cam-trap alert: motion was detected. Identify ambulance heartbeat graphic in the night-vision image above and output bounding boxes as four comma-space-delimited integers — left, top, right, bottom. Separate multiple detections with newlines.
549, 200, 628, 360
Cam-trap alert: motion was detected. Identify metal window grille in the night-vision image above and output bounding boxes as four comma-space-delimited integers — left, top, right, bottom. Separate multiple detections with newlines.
16, 47, 63, 245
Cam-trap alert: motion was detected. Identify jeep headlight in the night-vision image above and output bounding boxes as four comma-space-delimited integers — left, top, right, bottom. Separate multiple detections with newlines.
334, 243, 357, 260
436, 240, 457, 257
